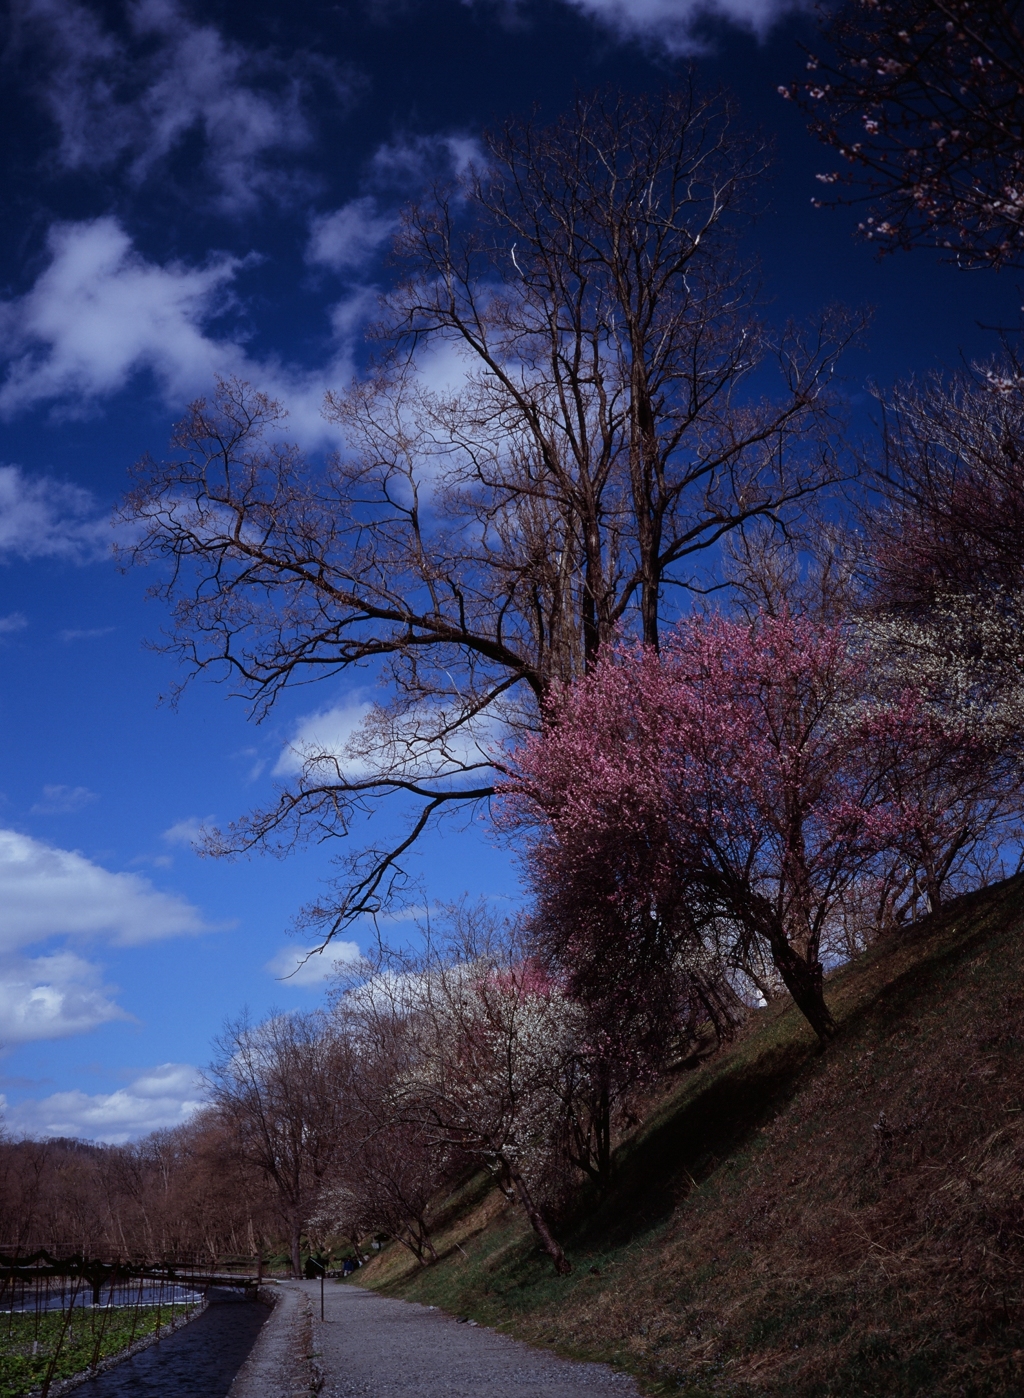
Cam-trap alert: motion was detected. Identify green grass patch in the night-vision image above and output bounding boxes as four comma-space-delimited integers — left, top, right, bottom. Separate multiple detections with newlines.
0, 1303, 195, 1398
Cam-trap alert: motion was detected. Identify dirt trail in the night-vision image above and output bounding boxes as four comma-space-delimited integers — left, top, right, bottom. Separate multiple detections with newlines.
295, 1278, 639, 1397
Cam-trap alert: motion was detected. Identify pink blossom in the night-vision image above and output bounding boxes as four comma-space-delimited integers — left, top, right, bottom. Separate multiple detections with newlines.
499, 612, 972, 1043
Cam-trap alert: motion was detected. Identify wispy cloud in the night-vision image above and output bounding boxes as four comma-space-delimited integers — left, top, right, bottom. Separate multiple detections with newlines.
0, 113, 495, 431
305, 131, 481, 278
307, 196, 397, 273
367, 131, 482, 190
266, 940, 363, 986
0, 218, 365, 442
58, 626, 115, 641
547, 0, 808, 52
0, 612, 28, 634
30, 784, 98, 815
11, 0, 349, 213
0, 218, 243, 418
161, 815, 214, 849
0, 465, 109, 562
1, 1062, 205, 1142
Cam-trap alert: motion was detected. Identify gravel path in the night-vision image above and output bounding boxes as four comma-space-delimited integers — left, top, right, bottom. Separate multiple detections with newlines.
228, 1285, 309, 1398
295, 1278, 639, 1398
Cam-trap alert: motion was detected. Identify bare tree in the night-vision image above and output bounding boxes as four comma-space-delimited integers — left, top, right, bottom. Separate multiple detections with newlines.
869, 367, 1024, 611
789, 0, 1024, 267
119, 86, 852, 943
0, 1122, 283, 1264
313, 1121, 447, 1266
318, 986, 456, 1266
206, 1010, 351, 1277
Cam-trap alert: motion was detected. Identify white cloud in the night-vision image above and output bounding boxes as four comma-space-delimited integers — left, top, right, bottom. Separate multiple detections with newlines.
2, 1062, 205, 1143
0, 465, 109, 561
368, 132, 483, 191
13, 0, 341, 213
161, 815, 214, 848
0, 612, 27, 634
30, 785, 98, 815
266, 940, 362, 986
274, 697, 501, 785
551, 0, 806, 51
273, 699, 375, 779
0, 831, 218, 1048
0, 950, 127, 1045
308, 197, 396, 273
0, 828, 212, 952
0, 218, 242, 417
407, 334, 484, 401
327, 285, 383, 345
0, 218, 366, 444
0, 119, 492, 431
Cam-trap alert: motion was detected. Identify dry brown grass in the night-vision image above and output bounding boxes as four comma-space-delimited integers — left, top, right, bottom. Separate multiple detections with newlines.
357, 878, 1024, 1396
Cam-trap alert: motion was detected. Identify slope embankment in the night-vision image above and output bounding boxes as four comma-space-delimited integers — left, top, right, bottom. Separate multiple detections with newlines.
355, 877, 1024, 1398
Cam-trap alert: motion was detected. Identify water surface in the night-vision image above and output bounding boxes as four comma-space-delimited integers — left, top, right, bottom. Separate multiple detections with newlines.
72, 1289, 267, 1398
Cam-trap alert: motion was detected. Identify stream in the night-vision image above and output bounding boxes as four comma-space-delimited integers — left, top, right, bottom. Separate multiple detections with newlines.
68, 1289, 268, 1398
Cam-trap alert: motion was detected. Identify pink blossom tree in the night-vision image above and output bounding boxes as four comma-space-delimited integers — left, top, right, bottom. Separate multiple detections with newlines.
500, 613, 973, 1045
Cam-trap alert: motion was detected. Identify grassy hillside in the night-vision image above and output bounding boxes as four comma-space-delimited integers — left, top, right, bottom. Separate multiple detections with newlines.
353, 876, 1024, 1397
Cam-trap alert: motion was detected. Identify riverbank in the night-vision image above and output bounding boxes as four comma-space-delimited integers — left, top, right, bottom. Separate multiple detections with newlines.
0, 1301, 206, 1398
44, 1301, 208, 1398
49, 1290, 268, 1398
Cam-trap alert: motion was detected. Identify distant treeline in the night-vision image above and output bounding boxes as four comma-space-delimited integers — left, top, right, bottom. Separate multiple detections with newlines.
0, 1116, 281, 1263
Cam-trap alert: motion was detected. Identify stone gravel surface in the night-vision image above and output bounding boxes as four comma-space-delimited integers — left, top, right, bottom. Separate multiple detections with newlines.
300, 1278, 639, 1398
227, 1285, 309, 1398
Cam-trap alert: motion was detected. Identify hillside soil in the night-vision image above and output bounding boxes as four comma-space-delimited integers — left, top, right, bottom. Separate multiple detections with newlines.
353, 877, 1024, 1398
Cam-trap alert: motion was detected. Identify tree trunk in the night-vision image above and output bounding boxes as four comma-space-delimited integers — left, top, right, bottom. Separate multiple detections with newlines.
417, 1219, 438, 1264
922, 857, 944, 916
594, 1080, 611, 1192
766, 931, 838, 1044
507, 1166, 572, 1275
569, 1077, 613, 1193
729, 885, 838, 1043
290, 1218, 303, 1279
630, 371, 663, 653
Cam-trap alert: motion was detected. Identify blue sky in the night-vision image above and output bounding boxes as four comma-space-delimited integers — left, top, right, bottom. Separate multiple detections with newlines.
0, 0, 1018, 1144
